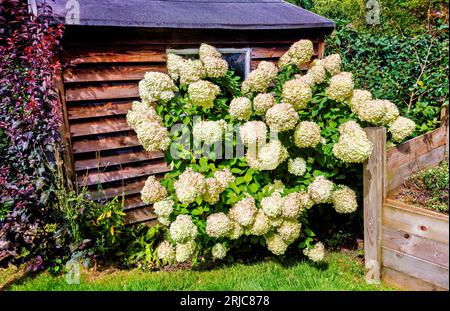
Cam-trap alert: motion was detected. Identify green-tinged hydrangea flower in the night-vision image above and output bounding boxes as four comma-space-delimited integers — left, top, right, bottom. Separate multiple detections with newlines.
288, 157, 307, 176
266, 103, 299, 132
326, 72, 354, 103
228, 221, 244, 240
348, 89, 372, 113
141, 175, 167, 204
229, 196, 257, 227
303, 242, 325, 262
138, 72, 178, 103
175, 240, 196, 263
202, 56, 228, 78
322, 54, 342, 76
253, 93, 276, 116
199, 43, 222, 59
281, 192, 304, 219
206, 212, 232, 238
332, 185, 358, 214
166, 53, 184, 81
294, 121, 322, 149
188, 80, 221, 109
174, 168, 206, 204
213, 168, 235, 191
193, 120, 224, 145
277, 220, 301, 243
203, 177, 224, 205
239, 121, 267, 147
307, 175, 334, 204
169, 214, 198, 243
278, 39, 314, 68
242, 61, 278, 94
266, 234, 289, 255
156, 240, 175, 262
229, 97, 252, 121
307, 60, 326, 84
126, 101, 162, 129
245, 140, 288, 171
333, 121, 373, 163
178, 59, 206, 85
357, 99, 387, 125
158, 217, 171, 227
249, 210, 271, 236
380, 100, 400, 126
153, 198, 174, 218
389, 116, 416, 142
261, 191, 283, 218
135, 121, 170, 152
212, 243, 227, 260
281, 79, 312, 110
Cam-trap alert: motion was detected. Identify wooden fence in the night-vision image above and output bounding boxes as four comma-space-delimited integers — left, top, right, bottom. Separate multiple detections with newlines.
363, 109, 449, 290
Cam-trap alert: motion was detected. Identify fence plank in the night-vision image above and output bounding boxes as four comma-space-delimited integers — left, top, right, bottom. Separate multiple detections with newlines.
63, 46, 166, 64
381, 267, 446, 291
72, 133, 141, 154
363, 127, 386, 284
68, 100, 136, 120
65, 83, 138, 102
70, 117, 131, 137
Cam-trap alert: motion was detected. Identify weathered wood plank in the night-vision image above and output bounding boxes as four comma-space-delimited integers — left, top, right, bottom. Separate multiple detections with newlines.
382, 247, 449, 289
382, 226, 449, 268
75, 149, 164, 171
386, 126, 447, 171
77, 161, 170, 187
381, 267, 447, 291
72, 133, 141, 154
386, 144, 446, 192
383, 200, 449, 244
64, 64, 166, 83
91, 177, 148, 200
123, 194, 149, 210
70, 117, 131, 137
125, 206, 157, 225
63, 46, 166, 64
65, 83, 139, 102
363, 127, 386, 284
68, 100, 135, 120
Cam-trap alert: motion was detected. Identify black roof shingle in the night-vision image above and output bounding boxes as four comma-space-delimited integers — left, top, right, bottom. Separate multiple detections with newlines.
34, 0, 335, 30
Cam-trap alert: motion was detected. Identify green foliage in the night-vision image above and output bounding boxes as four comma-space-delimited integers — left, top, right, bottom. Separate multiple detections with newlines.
326, 25, 449, 136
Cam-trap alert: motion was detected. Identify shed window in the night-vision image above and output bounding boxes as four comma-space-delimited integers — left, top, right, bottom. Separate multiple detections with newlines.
166, 48, 251, 79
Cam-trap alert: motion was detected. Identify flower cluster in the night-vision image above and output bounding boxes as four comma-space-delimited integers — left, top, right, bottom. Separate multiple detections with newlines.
139, 72, 178, 103
229, 196, 257, 227
199, 43, 228, 78
156, 240, 175, 262
266, 103, 299, 132
277, 220, 301, 243
389, 116, 416, 142
253, 93, 276, 116
249, 211, 271, 236
229, 97, 252, 121
288, 157, 307, 176
242, 61, 278, 94
261, 191, 283, 218
326, 72, 354, 103
239, 121, 267, 147
193, 120, 225, 145
307, 176, 334, 204
141, 176, 167, 204
175, 240, 196, 263
332, 185, 358, 214
348, 89, 372, 113
333, 121, 373, 163
126, 101, 161, 129
303, 242, 325, 262
294, 121, 322, 149
246, 140, 288, 171
279, 39, 314, 68
265, 234, 288, 256
170, 214, 198, 243
174, 168, 206, 204
281, 79, 312, 110
321, 54, 342, 76
206, 212, 231, 238
153, 198, 174, 225
212, 243, 228, 260
188, 80, 221, 109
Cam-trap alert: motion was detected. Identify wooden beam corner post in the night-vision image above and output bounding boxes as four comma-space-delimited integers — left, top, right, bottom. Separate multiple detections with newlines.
363, 127, 386, 284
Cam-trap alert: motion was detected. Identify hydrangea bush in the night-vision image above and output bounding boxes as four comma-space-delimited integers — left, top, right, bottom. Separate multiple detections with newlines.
126, 41, 415, 265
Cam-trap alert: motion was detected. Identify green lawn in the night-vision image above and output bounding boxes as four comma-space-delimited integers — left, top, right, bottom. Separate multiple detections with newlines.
3, 252, 394, 291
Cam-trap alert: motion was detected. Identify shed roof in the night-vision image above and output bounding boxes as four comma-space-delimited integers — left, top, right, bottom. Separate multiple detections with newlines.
34, 0, 335, 30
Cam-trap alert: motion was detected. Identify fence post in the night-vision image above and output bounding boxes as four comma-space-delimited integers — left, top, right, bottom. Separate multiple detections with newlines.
441, 106, 449, 161
363, 127, 386, 284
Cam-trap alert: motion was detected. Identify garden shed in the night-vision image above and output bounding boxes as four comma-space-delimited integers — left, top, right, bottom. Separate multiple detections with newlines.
34, 0, 334, 224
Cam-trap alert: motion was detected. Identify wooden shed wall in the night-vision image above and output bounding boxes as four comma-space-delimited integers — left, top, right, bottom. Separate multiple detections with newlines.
60, 27, 327, 224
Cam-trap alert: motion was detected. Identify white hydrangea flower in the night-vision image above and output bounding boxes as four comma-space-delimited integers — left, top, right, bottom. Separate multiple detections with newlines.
174, 168, 206, 204
294, 121, 322, 149
322, 54, 342, 76
278, 39, 314, 68
138, 72, 178, 103
288, 157, 307, 176
261, 191, 283, 218
228, 221, 244, 240
380, 100, 400, 126
175, 240, 196, 263
212, 243, 228, 260
213, 168, 235, 191
266, 234, 289, 255
357, 99, 388, 125
178, 59, 206, 85
169, 214, 198, 243
249, 210, 271, 236
281, 79, 312, 110
126, 101, 162, 129
265, 103, 299, 132
239, 121, 267, 147
333, 121, 373, 163
277, 220, 301, 243
348, 89, 372, 113
307, 61, 326, 84
241, 61, 278, 94
229, 97, 252, 121
297, 191, 315, 210
156, 240, 175, 262
268, 179, 285, 193
135, 121, 171, 152
295, 73, 315, 87
303, 242, 325, 262
229, 196, 257, 227
307, 176, 334, 204
166, 53, 184, 81
153, 198, 174, 218
281, 192, 303, 219
326, 72, 354, 103
253, 93, 276, 116
332, 185, 358, 214
206, 212, 232, 238
193, 120, 224, 145
141, 175, 167, 204
389, 116, 416, 142
188, 80, 221, 109
158, 217, 171, 227
268, 216, 284, 228
199, 43, 222, 59
203, 177, 224, 205
246, 140, 288, 171
202, 56, 228, 78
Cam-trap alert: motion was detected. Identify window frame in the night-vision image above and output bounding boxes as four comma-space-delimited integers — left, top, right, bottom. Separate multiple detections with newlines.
166, 47, 252, 78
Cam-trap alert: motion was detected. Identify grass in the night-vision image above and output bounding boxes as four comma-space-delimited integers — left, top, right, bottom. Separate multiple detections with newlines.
3, 252, 394, 291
